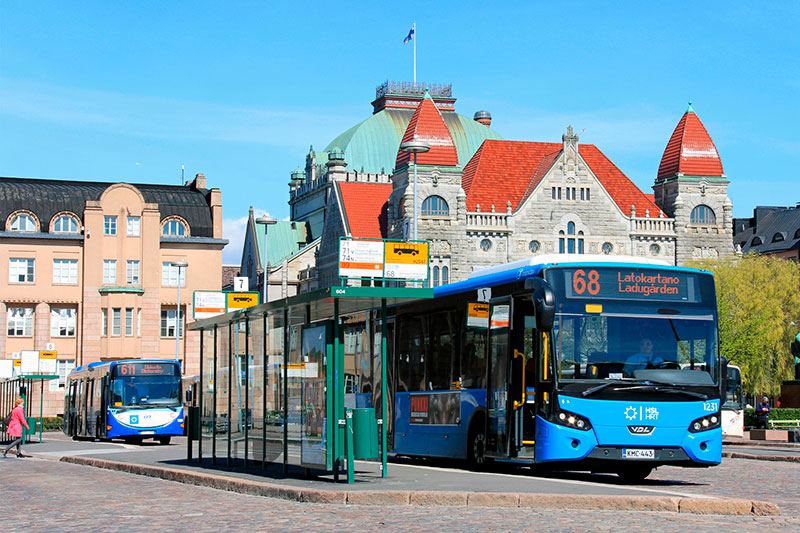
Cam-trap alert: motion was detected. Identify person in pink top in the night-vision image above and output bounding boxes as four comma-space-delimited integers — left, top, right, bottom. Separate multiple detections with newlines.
3, 397, 30, 458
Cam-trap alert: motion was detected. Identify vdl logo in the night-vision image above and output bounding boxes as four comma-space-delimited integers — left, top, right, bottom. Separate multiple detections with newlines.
628, 425, 655, 435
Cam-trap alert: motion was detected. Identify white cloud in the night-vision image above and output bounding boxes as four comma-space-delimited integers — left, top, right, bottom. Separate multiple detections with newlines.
0, 78, 358, 149
222, 215, 249, 265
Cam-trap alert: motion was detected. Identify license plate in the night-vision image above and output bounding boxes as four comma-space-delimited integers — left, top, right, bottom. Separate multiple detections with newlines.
139, 431, 155, 435
622, 448, 654, 459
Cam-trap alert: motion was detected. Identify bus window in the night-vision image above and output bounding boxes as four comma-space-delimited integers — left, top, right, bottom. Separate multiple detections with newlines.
462, 328, 487, 388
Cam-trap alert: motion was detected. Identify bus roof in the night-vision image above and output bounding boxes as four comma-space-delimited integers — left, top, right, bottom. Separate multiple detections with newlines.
435, 254, 709, 298
72, 359, 180, 374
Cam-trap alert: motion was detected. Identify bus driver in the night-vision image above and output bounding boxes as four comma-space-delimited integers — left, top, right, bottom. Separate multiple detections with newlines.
623, 338, 663, 377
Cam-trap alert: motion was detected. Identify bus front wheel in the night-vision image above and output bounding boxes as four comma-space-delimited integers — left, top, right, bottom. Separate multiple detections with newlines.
616, 465, 653, 482
467, 422, 488, 469
158, 436, 171, 445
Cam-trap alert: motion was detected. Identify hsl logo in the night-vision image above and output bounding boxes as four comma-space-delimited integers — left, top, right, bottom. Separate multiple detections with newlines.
130, 415, 139, 424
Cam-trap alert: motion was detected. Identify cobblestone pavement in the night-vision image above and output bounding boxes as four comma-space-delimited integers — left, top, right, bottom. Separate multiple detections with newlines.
3, 457, 800, 532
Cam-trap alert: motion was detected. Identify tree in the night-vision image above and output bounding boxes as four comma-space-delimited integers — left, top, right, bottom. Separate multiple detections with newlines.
687, 255, 800, 396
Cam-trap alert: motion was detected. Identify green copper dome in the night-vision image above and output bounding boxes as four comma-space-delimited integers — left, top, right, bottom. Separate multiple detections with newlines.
322, 108, 502, 173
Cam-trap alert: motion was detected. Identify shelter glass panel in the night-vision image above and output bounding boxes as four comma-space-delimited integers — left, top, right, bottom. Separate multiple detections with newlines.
265, 311, 285, 463
216, 324, 230, 459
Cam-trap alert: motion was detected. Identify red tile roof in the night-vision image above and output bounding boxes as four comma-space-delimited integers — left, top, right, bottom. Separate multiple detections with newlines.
657, 110, 724, 179
462, 140, 562, 211
462, 139, 661, 217
337, 182, 392, 238
395, 93, 459, 169
579, 145, 661, 217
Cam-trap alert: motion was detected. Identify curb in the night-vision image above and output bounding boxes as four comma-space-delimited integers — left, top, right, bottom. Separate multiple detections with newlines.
60, 456, 779, 516
724, 451, 800, 463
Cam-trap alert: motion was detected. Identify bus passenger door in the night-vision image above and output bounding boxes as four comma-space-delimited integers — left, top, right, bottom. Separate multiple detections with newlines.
510, 297, 535, 458
486, 299, 511, 457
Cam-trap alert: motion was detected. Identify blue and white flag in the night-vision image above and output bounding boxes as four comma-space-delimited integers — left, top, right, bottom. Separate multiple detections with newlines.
403, 27, 414, 44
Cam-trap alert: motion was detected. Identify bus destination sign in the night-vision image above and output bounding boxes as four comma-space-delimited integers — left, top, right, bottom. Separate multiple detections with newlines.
115, 362, 177, 377
562, 268, 697, 302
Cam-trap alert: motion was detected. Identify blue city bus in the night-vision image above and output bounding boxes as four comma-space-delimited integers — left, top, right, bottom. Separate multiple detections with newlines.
63, 359, 184, 444
388, 255, 725, 480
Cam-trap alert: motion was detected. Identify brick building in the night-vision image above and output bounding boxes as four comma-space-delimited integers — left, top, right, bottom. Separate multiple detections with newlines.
0, 173, 225, 415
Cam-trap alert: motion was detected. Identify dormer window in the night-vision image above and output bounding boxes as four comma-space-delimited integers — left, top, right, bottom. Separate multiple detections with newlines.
750, 236, 763, 247
8, 212, 37, 232
772, 232, 785, 243
52, 214, 80, 234
162, 218, 188, 237
795, 228, 800, 240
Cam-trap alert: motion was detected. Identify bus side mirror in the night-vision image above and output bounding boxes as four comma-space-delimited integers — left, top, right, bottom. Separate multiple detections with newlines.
720, 357, 728, 401
525, 277, 555, 331
185, 388, 193, 404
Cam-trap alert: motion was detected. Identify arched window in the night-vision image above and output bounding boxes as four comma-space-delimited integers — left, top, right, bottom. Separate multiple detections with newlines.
162, 219, 187, 237
421, 196, 449, 216
750, 236, 763, 247
560, 222, 583, 254
53, 215, 80, 233
9, 213, 36, 232
690, 205, 716, 225
441, 266, 449, 285
795, 228, 800, 240
432, 266, 439, 287
772, 233, 785, 243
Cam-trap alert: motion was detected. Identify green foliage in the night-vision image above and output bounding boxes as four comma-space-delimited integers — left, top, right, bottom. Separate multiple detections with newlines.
688, 255, 800, 396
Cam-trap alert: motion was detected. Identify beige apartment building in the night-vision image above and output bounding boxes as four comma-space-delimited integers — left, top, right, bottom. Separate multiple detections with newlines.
0, 173, 225, 415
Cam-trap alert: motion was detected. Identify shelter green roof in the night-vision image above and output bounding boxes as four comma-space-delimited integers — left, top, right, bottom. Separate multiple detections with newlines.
322, 108, 502, 173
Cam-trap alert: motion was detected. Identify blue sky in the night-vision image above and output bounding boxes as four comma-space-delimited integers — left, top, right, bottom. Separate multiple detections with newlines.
1, 2, 798, 264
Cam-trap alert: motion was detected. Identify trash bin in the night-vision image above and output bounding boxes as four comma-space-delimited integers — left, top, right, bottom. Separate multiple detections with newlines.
24, 417, 36, 436
351, 408, 378, 459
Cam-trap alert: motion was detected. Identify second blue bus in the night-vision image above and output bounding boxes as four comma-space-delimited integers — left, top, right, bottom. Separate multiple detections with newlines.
63, 359, 184, 444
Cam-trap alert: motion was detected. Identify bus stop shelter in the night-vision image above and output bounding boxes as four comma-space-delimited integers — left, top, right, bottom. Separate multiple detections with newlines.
187, 285, 432, 482
0, 374, 59, 444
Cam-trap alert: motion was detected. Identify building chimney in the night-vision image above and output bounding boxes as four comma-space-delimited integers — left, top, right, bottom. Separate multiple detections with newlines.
192, 173, 207, 190
473, 110, 492, 127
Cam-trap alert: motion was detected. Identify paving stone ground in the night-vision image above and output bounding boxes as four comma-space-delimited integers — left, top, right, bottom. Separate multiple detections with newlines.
3, 457, 800, 532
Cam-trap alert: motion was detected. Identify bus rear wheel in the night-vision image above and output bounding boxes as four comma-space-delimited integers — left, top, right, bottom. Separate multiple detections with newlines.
467, 423, 488, 469
158, 436, 171, 445
616, 465, 653, 482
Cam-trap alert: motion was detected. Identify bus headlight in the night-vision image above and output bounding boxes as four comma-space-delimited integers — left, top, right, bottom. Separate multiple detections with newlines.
688, 412, 721, 433
554, 409, 592, 431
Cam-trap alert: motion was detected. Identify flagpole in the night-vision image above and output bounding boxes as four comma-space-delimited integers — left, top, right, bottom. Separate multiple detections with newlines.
413, 22, 416, 85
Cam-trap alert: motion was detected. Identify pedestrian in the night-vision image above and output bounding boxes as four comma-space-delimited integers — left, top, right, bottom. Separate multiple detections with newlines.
3, 397, 30, 458
755, 395, 771, 430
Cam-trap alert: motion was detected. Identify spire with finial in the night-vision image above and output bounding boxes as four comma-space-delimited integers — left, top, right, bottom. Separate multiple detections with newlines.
686, 101, 694, 113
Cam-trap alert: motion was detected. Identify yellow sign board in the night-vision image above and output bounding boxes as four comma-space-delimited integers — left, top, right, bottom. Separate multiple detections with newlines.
227, 292, 259, 310
384, 241, 429, 280
13, 360, 21, 367
39, 351, 57, 359
467, 302, 489, 328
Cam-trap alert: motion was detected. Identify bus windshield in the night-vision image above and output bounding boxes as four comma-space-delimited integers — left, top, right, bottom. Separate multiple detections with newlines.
546, 266, 720, 387
724, 366, 743, 408
110, 363, 181, 407
553, 311, 719, 386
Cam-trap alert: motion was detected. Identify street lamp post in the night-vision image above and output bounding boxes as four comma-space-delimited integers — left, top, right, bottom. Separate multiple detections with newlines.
255, 215, 278, 304
170, 260, 188, 366
399, 141, 430, 240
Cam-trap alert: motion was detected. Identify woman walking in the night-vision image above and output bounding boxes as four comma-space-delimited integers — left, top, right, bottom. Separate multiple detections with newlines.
3, 397, 30, 458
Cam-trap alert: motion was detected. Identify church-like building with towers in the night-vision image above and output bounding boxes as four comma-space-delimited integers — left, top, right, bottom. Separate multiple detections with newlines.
240, 82, 734, 295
